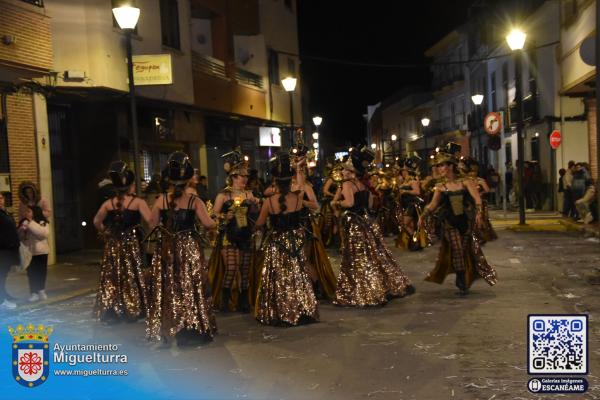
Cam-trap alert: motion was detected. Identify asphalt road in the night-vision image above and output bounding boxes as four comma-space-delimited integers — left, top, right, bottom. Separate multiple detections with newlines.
2, 230, 599, 400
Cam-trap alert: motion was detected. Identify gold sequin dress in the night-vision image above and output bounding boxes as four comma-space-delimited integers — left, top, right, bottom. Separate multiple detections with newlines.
425, 187, 498, 290
334, 186, 414, 307
95, 209, 148, 321
255, 209, 319, 326
146, 201, 216, 342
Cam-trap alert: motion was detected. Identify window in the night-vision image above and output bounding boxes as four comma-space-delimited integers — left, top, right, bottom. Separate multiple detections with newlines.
531, 137, 540, 161
505, 142, 512, 164
287, 58, 296, 75
160, 0, 180, 50
502, 62, 509, 106
268, 49, 280, 84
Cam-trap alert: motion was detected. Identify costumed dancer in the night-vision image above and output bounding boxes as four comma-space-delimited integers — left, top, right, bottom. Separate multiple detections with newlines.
209, 150, 260, 313
254, 152, 319, 326
395, 157, 428, 250
375, 167, 397, 237
93, 161, 152, 322
146, 151, 217, 345
419, 143, 498, 296
333, 147, 415, 307
319, 162, 343, 248
460, 157, 498, 243
291, 144, 336, 301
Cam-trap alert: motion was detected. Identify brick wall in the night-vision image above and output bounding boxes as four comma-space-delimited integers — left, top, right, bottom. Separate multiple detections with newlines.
0, 1, 52, 71
6, 93, 39, 217
587, 98, 598, 181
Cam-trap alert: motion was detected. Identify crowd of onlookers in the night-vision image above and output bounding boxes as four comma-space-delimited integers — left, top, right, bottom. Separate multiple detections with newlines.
0, 182, 51, 310
559, 160, 597, 224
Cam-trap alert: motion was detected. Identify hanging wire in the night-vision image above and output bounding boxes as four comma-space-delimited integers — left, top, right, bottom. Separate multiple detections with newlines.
275, 40, 559, 69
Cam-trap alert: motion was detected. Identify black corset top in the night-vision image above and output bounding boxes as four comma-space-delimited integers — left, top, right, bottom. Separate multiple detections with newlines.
269, 210, 302, 231
104, 209, 141, 231
159, 208, 196, 232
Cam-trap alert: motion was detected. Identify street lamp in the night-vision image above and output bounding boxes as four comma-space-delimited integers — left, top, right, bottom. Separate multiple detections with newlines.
281, 76, 297, 144
113, 3, 142, 195
506, 28, 527, 225
421, 117, 430, 127
312, 132, 319, 140
371, 143, 377, 150
312, 116, 322, 127
391, 134, 398, 159
471, 94, 484, 105
313, 142, 319, 149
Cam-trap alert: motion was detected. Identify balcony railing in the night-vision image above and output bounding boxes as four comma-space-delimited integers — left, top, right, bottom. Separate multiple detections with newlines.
192, 52, 227, 80
233, 68, 263, 90
508, 94, 539, 126
20, 0, 44, 6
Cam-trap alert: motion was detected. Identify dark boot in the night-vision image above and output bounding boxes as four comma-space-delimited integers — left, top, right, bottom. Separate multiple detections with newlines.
238, 289, 250, 313
220, 288, 231, 312
455, 272, 468, 296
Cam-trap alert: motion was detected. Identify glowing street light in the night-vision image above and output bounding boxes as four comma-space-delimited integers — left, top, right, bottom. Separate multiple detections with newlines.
391, 134, 397, 141
313, 142, 319, 149
471, 94, 484, 105
281, 77, 297, 144
312, 132, 319, 140
506, 28, 526, 51
312, 116, 322, 126
371, 143, 376, 150
421, 117, 430, 127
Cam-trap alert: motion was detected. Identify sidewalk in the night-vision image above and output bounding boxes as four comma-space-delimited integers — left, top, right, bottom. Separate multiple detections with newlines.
5, 250, 102, 310
489, 209, 600, 236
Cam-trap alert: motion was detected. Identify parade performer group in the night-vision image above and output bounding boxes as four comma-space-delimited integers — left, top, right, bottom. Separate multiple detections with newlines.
92, 139, 497, 346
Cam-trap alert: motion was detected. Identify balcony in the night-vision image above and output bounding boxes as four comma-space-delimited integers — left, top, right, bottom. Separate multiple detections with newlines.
508, 94, 539, 126
192, 52, 266, 119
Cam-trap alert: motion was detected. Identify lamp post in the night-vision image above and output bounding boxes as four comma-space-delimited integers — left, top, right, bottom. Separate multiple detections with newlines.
391, 134, 397, 159
113, 4, 142, 196
421, 117, 430, 156
506, 28, 527, 225
281, 77, 297, 145
471, 94, 484, 162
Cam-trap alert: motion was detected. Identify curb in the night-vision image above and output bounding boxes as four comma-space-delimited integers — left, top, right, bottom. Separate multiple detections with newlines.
558, 220, 600, 238
15, 288, 96, 311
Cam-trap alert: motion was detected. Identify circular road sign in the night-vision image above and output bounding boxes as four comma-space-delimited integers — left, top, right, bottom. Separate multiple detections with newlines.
484, 112, 502, 135
550, 130, 561, 149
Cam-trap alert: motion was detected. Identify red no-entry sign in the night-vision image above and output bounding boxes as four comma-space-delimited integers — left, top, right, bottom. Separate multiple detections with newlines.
550, 130, 561, 149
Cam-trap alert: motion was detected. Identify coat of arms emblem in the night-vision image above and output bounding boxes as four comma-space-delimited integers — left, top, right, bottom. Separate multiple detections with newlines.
9, 324, 53, 388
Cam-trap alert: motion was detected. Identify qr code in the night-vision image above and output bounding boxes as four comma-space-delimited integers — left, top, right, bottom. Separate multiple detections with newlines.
528, 315, 588, 374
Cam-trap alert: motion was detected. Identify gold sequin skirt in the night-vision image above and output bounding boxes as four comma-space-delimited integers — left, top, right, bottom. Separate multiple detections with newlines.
306, 220, 337, 300
146, 231, 217, 340
318, 201, 337, 247
425, 225, 498, 288
474, 201, 498, 243
95, 230, 148, 321
255, 228, 319, 326
334, 212, 413, 307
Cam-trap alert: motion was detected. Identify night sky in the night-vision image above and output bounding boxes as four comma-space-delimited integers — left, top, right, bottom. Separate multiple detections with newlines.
297, 0, 476, 151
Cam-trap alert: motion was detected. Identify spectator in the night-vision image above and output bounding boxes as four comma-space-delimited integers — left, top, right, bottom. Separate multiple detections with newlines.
18, 182, 51, 221
575, 178, 597, 224
563, 161, 576, 218
197, 175, 209, 203
558, 168, 566, 213
19, 205, 50, 302
0, 192, 18, 310
572, 163, 587, 204
486, 166, 500, 205
505, 161, 513, 206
